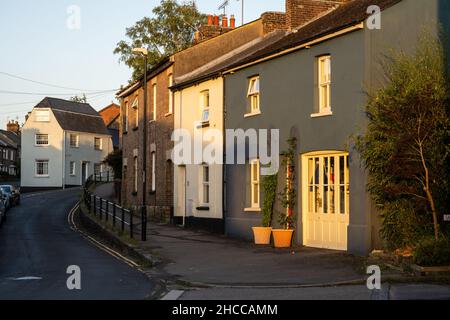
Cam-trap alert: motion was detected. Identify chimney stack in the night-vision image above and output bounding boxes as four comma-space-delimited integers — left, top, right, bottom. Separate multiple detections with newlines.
213, 15, 220, 26
7, 120, 20, 135
286, 0, 351, 30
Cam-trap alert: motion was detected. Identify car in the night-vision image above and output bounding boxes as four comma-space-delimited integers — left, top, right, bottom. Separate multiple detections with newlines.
0, 189, 7, 225
0, 185, 20, 209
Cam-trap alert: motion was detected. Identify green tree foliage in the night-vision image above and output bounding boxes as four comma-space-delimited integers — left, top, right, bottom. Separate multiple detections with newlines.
114, 0, 206, 81
70, 94, 87, 103
261, 173, 278, 228
355, 31, 450, 249
103, 149, 123, 180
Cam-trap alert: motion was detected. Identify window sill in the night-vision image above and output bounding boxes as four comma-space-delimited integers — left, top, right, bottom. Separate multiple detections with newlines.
196, 206, 210, 211
165, 112, 173, 117
35, 145, 50, 147
311, 111, 333, 118
244, 111, 261, 118
244, 207, 261, 213
196, 121, 210, 129
35, 175, 50, 178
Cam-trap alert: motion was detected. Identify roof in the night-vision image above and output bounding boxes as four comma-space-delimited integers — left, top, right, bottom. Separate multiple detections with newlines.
0, 130, 20, 147
0, 130, 19, 149
224, 0, 402, 71
116, 57, 173, 98
33, 97, 110, 135
172, 30, 288, 90
99, 103, 120, 127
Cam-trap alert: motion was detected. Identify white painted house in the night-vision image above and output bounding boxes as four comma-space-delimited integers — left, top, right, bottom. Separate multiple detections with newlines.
21, 97, 113, 190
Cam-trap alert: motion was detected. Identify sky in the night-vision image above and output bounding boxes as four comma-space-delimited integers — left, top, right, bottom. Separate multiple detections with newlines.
0, 0, 284, 130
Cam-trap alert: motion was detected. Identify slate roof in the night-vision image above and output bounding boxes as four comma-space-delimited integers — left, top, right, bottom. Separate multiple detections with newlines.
0, 130, 19, 149
225, 0, 402, 71
172, 30, 287, 90
33, 97, 109, 135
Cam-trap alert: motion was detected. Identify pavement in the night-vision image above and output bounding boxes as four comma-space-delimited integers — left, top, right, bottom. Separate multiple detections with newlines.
0, 188, 155, 300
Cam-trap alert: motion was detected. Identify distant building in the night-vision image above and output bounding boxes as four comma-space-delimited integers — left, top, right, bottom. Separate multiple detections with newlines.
99, 103, 120, 149
0, 121, 21, 178
21, 97, 113, 191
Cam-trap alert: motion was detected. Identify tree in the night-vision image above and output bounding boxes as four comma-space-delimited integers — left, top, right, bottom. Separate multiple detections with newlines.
103, 149, 123, 180
70, 94, 87, 103
114, 0, 206, 81
355, 31, 450, 248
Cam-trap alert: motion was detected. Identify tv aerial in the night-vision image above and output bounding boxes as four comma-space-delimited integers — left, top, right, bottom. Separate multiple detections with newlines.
218, 0, 244, 24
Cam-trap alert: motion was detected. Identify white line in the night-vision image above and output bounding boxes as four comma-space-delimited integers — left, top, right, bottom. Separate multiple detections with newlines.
160, 290, 185, 301
68, 202, 140, 269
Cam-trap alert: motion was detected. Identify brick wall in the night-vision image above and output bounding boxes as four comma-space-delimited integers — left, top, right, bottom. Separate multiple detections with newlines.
261, 12, 288, 34
286, 0, 351, 30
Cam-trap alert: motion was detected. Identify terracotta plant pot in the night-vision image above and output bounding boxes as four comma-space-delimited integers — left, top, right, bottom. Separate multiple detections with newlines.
272, 229, 294, 248
252, 227, 272, 245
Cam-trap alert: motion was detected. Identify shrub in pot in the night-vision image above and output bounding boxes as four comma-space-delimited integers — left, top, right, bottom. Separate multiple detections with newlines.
252, 174, 277, 245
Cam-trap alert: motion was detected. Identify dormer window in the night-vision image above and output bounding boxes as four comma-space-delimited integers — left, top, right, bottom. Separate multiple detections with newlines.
35, 109, 50, 122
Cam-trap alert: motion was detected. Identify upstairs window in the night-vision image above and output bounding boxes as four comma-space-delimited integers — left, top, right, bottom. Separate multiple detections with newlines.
132, 97, 139, 128
35, 134, 49, 146
124, 102, 129, 132
94, 137, 102, 150
70, 134, 79, 148
200, 90, 210, 123
247, 76, 260, 115
35, 110, 50, 122
318, 55, 332, 114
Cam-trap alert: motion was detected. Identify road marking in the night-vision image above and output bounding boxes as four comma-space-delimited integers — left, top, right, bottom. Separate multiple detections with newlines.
160, 290, 185, 300
68, 202, 140, 269
9, 277, 42, 281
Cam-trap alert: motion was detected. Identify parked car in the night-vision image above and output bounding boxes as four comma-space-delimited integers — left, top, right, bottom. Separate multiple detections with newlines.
0, 185, 20, 208
0, 189, 7, 225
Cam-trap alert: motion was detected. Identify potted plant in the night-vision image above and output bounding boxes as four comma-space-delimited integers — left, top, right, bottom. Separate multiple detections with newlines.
252, 173, 277, 245
272, 138, 297, 248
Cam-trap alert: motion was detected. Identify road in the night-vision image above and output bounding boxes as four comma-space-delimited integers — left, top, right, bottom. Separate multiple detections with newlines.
0, 188, 155, 300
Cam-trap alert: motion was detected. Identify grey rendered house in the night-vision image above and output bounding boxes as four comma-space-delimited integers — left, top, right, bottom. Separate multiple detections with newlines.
223, 0, 450, 255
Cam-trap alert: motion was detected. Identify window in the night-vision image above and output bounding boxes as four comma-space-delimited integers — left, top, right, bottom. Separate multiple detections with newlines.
70, 134, 79, 148
94, 163, 102, 175
94, 137, 102, 150
133, 157, 138, 193
132, 97, 139, 128
35, 134, 49, 146
247, 76, 260, 115
35, 160, 49, 177
10, 150, 14, 161
152, 84, 157, 121
318, 56, 332, 114
70, 161, 76, 176
151, 152, 156, 192
168, 74, 174, 114
201, 165, 210, 205
35, 109, 50, 122
250, 159, 260, 209
124, 102, 129, 132
200, 90, 210, 123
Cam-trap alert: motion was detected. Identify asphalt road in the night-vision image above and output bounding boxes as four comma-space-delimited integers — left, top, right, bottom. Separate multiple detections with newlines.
0, 188, 155, 300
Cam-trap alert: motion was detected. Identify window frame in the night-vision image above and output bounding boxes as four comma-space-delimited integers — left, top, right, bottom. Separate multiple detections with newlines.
249, 159, 261, 210
314, 55, 332, 117
168, 74, 174, 115
132, 97, 139, 128
133, 156, 138, 194
152, 83, 157, 121
151, 151, 156, 192
69, 134, 79, 148
69, 161, 76, 176
94, 137, 102, 151
246, 76, 261, 117
35, 134, 49, 146
35, 159, 49, 177
35, 109, 50, 122
124, 102, 129, 133
201, 164, 210, 206
200, 90, 210, 124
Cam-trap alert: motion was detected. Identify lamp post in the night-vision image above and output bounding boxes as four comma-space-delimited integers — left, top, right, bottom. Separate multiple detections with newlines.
132, 47, 148, 241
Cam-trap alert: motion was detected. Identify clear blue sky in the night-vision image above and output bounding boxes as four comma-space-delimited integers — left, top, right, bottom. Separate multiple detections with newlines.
0, 0, 284, 129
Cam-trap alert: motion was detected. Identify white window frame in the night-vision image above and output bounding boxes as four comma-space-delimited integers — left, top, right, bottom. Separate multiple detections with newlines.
249, 159, 260, 210
94, 137, 102, 151
132, 97, 139, 128
168, 74, 174, 115
35, 134, 49, 146
200, 90, 210, 123
70, 161, 76, 176
201, 165, 210, 206
151, 151, 156, 192
152, 84, 157, 121
35, 159, 49, 177
35, 109, 50, 122
124, 102, 129, 132
245, 76, 261, 117
314, 55, 332, 117
70, 134, 79, 148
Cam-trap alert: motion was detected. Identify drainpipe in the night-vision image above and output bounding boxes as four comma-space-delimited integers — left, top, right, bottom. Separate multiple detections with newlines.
62, 131, 66, 189
222, 75, 227, 234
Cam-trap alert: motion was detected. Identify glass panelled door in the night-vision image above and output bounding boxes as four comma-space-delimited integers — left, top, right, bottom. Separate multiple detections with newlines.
303, 153, 349, 251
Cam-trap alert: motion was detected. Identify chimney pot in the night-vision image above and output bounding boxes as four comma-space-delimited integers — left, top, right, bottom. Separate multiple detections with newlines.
214, 15, 220, 26
230, 14, 236, 28
207, 15, 213, 25
222, 15, 228, 28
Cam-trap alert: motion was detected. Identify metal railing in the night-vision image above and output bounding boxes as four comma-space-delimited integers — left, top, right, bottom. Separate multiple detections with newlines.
85, 171, 114, 189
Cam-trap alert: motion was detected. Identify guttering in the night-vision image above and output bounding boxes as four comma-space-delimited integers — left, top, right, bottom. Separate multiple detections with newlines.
224, 22, 364, 75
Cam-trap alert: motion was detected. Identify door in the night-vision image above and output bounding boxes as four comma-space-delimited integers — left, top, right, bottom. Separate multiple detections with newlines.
81, 162, 88, 184
177, 166, 186, 221
303, 152, 349, 251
